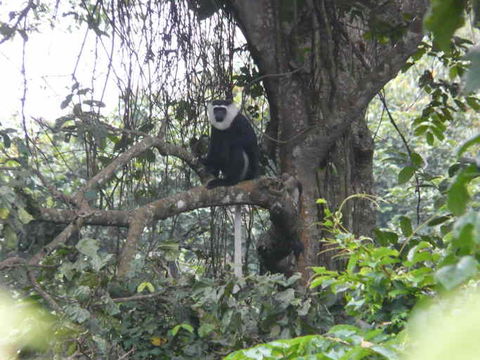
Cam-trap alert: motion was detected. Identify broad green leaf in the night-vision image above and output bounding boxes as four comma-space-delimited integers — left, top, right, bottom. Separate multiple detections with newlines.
414, 125, 429, 136
448, 179, 470, 215
18, 207, 34, 224
407, 242, 433, 264
463, 49, 480, 93
447, 166, 477, 215
398, 166, 416, 184
453, 211, 480, 245
424, 0, 466, 52
76, 238, 99, 258
371, 344, 400, 360
410, 152, 425, 168
457, 133, 480, 157
430, 126, 445, 141
435, 256, 477, 290
428, 216, 451, 226
170, 323, 194, 336
65, 304, 91, 323
374, 229, 399, 246
399, 216, 413, 237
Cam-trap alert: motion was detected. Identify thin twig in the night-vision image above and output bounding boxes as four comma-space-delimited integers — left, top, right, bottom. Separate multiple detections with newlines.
378, 91, 421, 225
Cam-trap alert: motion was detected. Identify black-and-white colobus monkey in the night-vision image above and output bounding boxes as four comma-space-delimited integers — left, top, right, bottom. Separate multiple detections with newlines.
203, 99, 259, 189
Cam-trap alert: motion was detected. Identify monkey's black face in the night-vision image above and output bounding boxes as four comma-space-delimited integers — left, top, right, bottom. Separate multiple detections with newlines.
213, 107, 227, 122
208, 100, 238, 130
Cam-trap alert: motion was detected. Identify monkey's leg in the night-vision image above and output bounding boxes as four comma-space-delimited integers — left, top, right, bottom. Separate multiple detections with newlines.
207, 147, 246, 188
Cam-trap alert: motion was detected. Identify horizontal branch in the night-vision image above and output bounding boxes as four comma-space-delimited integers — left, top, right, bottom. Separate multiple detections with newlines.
39, 177, 296, 227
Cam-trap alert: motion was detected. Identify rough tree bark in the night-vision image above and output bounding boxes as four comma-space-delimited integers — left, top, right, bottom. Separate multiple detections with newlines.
226, 0, 428, 278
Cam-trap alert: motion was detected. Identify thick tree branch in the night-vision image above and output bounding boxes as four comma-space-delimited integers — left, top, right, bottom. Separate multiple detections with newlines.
35, 176, 301, 276
39, 177, 293, 227
349, 10, 426, 112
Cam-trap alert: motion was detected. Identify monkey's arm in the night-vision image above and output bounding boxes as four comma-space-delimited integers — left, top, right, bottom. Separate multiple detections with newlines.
203, 128, 229, 176
229, 115, 257, 149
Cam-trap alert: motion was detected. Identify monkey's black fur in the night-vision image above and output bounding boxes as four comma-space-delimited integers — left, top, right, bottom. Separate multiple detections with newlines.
203, 100, 259, 189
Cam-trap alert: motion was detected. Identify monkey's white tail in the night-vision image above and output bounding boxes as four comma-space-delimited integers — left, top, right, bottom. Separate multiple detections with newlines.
234, 205, 242, 278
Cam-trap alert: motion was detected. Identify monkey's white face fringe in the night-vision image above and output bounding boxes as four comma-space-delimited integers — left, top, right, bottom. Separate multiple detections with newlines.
207, 102, 239, 130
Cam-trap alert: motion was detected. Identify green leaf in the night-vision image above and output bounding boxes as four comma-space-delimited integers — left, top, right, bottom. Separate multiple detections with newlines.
198, 323, 216, 338
398, 166, 416, 184
464, 49, 480, 92
61, 94, 73, 109
1, 133, 11, 148
170, 323, 194, 336
137, 281, 155, 293
407, 241, 434, 264
18, 207, 34, 224
428, 216, 451, 226
465, 96, 480, 111
347, 253, 359, 274
448, 179, 470, 216
435, 256, 477, 290
374, 229, 399, 246
76, 238, 99, 258
0, 208, 9, 220
414, 125, 429, 136
399, 216, 413, 237
65, 304, 91, 323
426, 132, 435, 145
371, 344, 401, 359
424, 0, 466, 52
410, 152, 425, 168
457, 133, 480, 157
447, 165, 477, 216
453, 211, 480, 247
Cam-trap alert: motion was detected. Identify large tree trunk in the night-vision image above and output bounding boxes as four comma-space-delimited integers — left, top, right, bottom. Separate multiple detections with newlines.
229, 0, 427, 278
